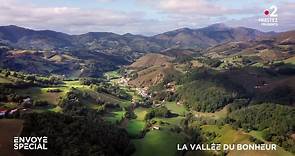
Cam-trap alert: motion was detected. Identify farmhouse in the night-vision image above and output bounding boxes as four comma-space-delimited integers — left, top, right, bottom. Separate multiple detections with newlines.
23, 97, 31, 103
9, 108, 18, 115
0, 108, 7, 117
152, 126, 160, 130
21, 97, 32, 107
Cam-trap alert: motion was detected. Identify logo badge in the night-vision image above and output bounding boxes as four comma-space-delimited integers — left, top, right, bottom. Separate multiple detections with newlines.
258, 5, 278, 26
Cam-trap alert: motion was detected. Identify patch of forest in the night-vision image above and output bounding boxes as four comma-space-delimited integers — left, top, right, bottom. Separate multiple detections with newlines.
228, 103, 295, 153
20, 112, 134, 156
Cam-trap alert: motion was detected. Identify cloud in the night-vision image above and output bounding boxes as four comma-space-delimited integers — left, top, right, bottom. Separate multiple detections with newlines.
138, 0, 260, 16
137, 0, 295, 33
0, 0, 217, 35
0, 0, 149, 34
96, 0, 117, 2
0, 0, 293, 35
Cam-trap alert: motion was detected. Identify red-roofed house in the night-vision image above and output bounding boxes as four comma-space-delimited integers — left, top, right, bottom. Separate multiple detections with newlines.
0, 108, 7, 117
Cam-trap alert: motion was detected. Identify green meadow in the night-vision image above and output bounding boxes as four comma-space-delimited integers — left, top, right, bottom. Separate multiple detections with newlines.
132, 129, 185, 156
104, 111, 125, 124
134, 107, 148, 120
201, 124, 250, 144
201, 125, 294, 156
15, 80, 84, 105
125, 107, 148, 136
126, 120, 145, 136
165, 101, 187, 115
104, 70, 121, 80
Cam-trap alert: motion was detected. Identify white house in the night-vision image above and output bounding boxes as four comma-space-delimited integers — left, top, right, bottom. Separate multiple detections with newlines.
152, 126, 160, 130
9, 109, 18, 115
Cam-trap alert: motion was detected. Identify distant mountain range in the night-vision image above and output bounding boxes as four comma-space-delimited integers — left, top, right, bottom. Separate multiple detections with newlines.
0, 23, 276, 53
0, 23, 294, 77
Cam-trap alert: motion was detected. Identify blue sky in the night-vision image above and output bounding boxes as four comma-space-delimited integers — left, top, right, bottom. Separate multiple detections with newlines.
0, 0, 294, 35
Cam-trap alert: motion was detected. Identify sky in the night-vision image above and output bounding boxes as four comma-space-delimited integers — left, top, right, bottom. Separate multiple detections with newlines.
0, 0, 294, 35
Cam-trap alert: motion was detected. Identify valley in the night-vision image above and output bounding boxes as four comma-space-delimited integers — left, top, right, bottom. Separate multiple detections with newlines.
0, 24, 294, 156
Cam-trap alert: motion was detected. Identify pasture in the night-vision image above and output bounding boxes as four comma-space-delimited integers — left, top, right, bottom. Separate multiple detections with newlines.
165, 101, 187, 115
132, 129, 185, 156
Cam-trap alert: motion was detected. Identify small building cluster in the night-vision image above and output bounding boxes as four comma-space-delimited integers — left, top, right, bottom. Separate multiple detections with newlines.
0, 97, 33, 118
0, 108, 28, 118
165, 82, 176, 92
118, 77, 130, 86
136, 87, 151, 98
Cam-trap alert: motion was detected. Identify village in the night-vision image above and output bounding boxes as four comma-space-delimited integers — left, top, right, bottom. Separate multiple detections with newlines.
112, 71, 184, 133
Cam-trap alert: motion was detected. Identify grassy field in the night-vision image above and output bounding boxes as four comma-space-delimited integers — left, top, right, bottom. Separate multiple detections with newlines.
194, 105, 228, 120
227, 146, 294, 156
201, 124, 249, 144
15, 80, 130, 110
0, 119, 23, 156
153, 116, 185, 126
125, 107, 148, 136
249, 130, 265, 141
16, 87, 63, 105
165, 101, 187, 115
104, 70, 121, 80
48, 106, 63, 113
131, 104, 186, 156
14, 80, 85, 105
134, 107, 148, 120
79, 87, 125, 106
132, 129, 185, 156
0, 102, 18, 109
104, 111, 125, 124
201, 125, 294, 156
126, 119, 145, 136
0, 76, 13, 84
284, 56, 295, 64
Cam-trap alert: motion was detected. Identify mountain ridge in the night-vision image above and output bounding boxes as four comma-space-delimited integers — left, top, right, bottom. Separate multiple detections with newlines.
0, 24, 279, 52
0, 24, 294, 77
